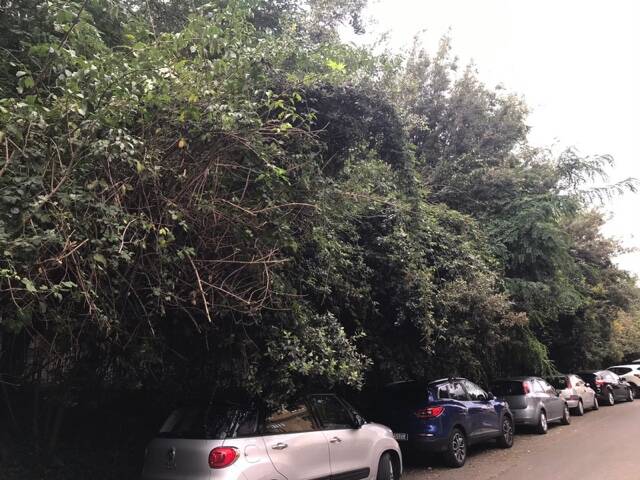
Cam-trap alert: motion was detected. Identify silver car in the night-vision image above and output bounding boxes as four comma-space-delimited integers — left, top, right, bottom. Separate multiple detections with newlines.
545, 374, 598, 415
491, 377, 571, 434
141, 394, 402, 480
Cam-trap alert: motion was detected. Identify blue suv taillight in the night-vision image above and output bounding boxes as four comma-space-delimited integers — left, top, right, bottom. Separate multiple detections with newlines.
415, 406, 445, 419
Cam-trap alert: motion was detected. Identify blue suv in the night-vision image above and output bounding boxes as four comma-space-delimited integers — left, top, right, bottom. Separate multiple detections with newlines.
377, 378, 514, 467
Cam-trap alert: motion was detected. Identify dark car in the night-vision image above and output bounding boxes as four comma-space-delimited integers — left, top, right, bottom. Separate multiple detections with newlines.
377, 378, 514, 468
576, 370, 635, 405
490, 377, 571, 434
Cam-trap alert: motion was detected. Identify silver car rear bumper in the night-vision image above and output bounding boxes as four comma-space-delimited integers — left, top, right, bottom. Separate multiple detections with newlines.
510, 405, 539, 426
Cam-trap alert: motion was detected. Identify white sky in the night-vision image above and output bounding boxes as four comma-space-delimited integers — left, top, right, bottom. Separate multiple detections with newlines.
343, 0, 640, 278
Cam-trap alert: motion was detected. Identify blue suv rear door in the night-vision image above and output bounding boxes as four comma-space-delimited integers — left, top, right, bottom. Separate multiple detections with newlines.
461, 380, 500, 440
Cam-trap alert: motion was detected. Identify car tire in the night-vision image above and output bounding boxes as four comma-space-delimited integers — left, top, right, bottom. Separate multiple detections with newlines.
627, 387, 634, 402
571, 400, 584, 417
376, 452, 395, 480
592, 396, 599, 411
496, 415, 514, 449
535, 410, 548, 434
573, 400, 584, 416
443, 427, 467, 468
605, 390, 615, 406
561, 404, 571, 425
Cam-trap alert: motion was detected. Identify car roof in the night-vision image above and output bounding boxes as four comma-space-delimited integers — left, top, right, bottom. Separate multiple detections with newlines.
608, 364, 640, 368
428, 377, 467, 385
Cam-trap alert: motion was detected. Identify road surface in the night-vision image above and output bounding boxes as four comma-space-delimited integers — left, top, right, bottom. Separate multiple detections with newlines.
403, 400, 639, 480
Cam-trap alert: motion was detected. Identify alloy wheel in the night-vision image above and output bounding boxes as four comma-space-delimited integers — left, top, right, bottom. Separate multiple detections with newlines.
502, 418, 513, 445
608, 392, 615, 405
452, 432, 466, 464
577, 400, 584, 415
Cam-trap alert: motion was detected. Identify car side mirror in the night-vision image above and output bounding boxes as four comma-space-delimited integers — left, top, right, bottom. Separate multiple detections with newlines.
352, 414, 365, 429
486, 392, 495, 401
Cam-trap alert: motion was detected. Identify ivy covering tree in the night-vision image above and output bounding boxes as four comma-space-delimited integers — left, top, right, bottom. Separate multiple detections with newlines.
0, 0, 638, 477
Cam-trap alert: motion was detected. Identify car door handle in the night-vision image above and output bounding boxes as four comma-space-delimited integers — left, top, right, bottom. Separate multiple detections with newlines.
271, 442, 288, 450
329, 436, 342, 443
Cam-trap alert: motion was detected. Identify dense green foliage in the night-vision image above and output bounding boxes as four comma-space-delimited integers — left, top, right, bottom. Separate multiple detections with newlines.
1, 0, 639, 476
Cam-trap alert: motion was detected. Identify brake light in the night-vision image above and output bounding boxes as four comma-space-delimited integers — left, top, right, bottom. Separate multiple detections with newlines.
595, 379, 606, 387
415, 406, 445, 419
208, 447, 239, 469
523, 381, 530, 394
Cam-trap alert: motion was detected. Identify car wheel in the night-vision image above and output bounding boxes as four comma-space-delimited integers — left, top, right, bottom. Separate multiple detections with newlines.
496, 415, 514, 448
592, 396, 599, 411
376, 452, 395, 480
535, 410, 548, 434
561, 404, 571, 425
627, 388, 634, 402
574, 400, 584, 416
444, 427, 467, 468
605, 390, 615, 406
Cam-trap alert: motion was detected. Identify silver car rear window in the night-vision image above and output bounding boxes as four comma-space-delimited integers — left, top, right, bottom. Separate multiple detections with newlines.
491, 381, 525, 396
545, 376, 568, 390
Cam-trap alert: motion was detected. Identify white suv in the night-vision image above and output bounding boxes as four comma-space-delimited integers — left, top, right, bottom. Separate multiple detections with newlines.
608, 364, 640, 395
141, 394, 402, 480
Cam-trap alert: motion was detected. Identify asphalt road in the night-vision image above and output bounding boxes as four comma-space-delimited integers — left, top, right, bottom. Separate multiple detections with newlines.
403, 400, 639, 480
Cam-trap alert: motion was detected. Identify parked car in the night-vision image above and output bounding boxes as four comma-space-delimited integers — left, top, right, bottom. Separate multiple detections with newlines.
490, 377, 571, 434
576, 370, 635, 405
607, 364, 640, 395
377, 378, 514, 468
545, 374, 598, 415
141, 394, 402, 480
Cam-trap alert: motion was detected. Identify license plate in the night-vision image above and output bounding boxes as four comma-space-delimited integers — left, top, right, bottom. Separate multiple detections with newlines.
393, 433, 408, 441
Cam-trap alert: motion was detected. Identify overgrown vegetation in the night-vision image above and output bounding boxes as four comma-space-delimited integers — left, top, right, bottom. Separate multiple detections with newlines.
1, 0, 638, 477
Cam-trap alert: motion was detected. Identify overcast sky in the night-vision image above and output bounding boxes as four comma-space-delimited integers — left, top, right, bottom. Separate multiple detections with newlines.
343, 0, 640, 278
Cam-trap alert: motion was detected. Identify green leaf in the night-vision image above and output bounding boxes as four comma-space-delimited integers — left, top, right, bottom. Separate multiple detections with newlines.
326, 59, 346, 73
21, 278, 37, 293
22, 76, 34, 89
93, 253, 107, 266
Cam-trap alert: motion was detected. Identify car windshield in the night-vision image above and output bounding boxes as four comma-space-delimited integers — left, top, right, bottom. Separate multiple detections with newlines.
157, 404, 258, 439
491, 381, 525, 396
546, 376, 567, 390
